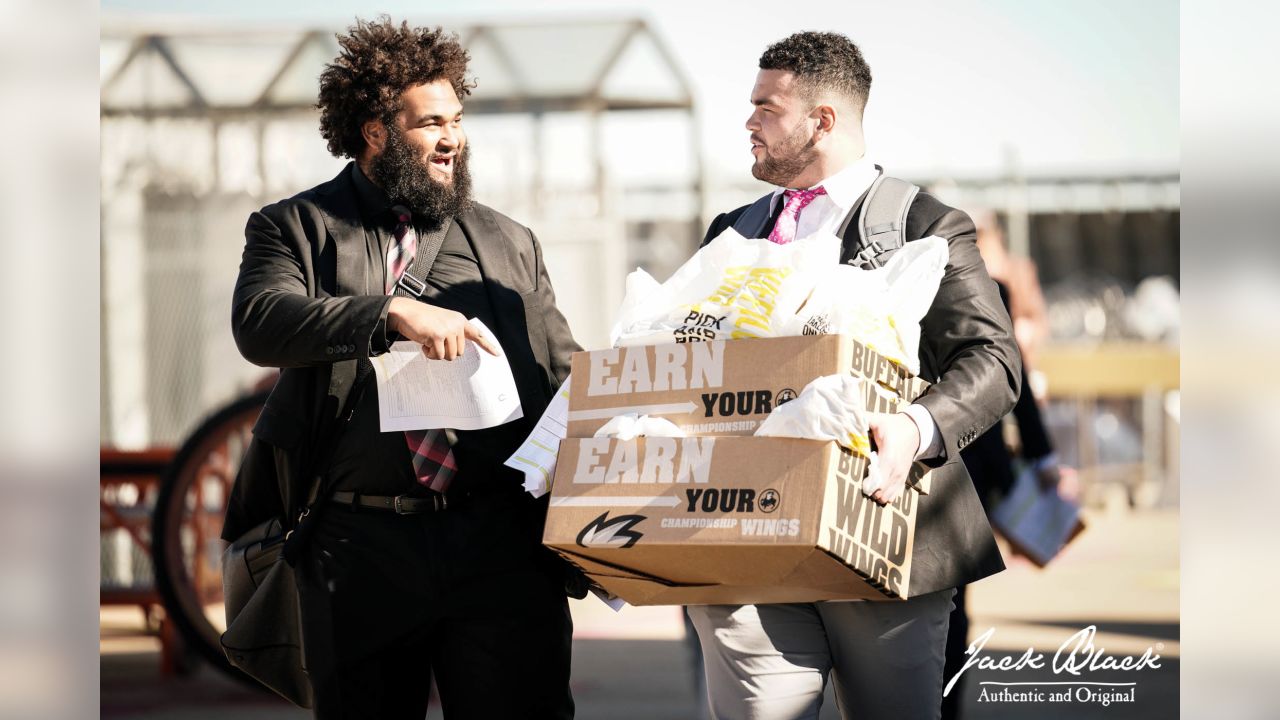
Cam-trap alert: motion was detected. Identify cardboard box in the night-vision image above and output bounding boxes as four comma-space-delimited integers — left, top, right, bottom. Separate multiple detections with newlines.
543, 436, 925, 605
565, 333, 932, 493
568, 334, 927, 436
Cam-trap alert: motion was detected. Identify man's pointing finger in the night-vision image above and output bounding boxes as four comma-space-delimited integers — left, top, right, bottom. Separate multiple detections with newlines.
465, 324, 502, 356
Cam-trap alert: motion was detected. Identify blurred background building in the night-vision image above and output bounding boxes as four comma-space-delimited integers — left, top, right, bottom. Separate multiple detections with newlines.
99, 3, 1179, 718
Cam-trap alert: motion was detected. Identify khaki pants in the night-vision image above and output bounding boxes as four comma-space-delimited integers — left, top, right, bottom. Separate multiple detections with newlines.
687, 588, 956, 720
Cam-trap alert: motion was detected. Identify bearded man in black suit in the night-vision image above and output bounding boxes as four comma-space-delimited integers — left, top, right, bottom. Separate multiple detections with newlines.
224, 17, 579, 719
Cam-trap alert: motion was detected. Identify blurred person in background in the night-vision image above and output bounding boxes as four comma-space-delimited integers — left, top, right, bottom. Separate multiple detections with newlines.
684, 31, 1020, 720
223, 17, 580, 719
943, 209, 1062, 720
972, 209, 1051, 373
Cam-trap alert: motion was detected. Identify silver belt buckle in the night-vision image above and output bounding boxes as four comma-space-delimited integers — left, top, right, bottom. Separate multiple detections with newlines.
393, 495, 410, 514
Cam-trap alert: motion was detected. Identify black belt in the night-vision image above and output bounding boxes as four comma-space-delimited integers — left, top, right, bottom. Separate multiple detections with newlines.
330, 491, 448, 514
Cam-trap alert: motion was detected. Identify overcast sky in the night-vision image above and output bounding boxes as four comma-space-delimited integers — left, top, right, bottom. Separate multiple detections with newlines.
101, 0, 1178, 181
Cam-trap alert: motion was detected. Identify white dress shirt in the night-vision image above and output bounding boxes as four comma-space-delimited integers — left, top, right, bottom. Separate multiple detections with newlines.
773, 157, 944, 461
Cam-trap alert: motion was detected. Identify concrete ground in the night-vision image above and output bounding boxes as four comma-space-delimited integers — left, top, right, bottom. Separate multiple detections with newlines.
102, 508, 1178, 719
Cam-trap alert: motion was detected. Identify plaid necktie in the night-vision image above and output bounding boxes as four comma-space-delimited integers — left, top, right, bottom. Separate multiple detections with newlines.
387, 205, 457, 492
768, 186, 827, 245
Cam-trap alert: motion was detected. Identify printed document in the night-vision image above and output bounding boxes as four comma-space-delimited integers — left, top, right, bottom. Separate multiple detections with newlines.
369, 318, 523, 432
505, 376, 570, 498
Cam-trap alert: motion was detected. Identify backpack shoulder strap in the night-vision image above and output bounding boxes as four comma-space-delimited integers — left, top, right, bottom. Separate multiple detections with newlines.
843, 175, 919, 268
390, 218, 453, 299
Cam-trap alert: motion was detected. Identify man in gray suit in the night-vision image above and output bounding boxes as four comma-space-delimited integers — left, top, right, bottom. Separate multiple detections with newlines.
224, 18, 578, 719
685, 32, 1021, 720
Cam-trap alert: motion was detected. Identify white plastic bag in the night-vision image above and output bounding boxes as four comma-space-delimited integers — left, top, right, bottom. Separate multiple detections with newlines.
608, 227, 947, 376
754, 374, 871, 457
776, 236, 949, 374
610, 227, 840, 347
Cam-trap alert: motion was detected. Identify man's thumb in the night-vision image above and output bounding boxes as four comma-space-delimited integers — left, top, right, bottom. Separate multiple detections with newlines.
866, 412, 889, 434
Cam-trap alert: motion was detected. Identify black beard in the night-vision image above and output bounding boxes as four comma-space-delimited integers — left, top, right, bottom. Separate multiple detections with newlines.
370, 124, 473, 224
751, 119, 818, 187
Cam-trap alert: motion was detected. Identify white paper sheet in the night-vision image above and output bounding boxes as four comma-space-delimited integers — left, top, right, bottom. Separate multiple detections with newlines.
369, 318, 523, 432
505, 376, 570, 498
591, 585, 627, 612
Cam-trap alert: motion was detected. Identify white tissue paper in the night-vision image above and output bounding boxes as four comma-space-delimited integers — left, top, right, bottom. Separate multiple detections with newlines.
592, 413, 687, 440
754, 374, 872, 457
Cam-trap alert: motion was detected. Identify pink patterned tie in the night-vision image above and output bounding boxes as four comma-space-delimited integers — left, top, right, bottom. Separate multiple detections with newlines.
767, 186, 827, 245
387, 206, 457, 492
385, 206, 418, 294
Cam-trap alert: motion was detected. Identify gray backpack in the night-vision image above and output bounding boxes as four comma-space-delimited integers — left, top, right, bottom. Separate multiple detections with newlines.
731, 175, 920, 269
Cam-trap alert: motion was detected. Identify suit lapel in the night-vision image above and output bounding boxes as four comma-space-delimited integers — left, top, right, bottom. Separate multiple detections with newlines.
456, 206, 514, 278
314, 163, 374, 298
454, 207, 554, 406
732, 194, 778, 239
312, 164, 368, 416
455, 206, 518, 321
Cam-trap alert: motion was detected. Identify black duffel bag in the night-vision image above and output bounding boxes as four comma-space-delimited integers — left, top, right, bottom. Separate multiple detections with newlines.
220, 511, 313, 707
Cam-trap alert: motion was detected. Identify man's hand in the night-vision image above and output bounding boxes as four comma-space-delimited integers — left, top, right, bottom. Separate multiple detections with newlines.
387, 297, 500, 361
1035, 462, 1061, 493
865, 412, 921, 506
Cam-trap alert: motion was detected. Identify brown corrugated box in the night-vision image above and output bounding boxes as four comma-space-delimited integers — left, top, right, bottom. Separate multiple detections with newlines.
543, 436, 924, 604
568, 334, 924, 433
543, 334, 933, 605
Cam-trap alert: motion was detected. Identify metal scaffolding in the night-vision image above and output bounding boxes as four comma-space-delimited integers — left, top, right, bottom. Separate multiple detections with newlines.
100, 18, 704, 448
101, 18, 702, 217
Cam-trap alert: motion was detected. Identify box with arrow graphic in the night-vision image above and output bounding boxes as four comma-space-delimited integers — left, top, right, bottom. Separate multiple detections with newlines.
565, 333, 928, 440
542, 435, 921, 605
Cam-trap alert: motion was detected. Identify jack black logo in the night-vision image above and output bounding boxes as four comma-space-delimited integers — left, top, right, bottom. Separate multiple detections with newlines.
759, 489, 780, 513
577, 512, 646, 549
776, 388, 798, 405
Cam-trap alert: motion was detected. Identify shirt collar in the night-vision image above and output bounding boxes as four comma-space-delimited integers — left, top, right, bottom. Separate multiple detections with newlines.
768, 155, 880, 215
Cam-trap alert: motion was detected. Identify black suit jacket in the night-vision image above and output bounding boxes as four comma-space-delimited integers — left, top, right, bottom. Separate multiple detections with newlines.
223, 164, 580, 542
703, 177, 1021, 594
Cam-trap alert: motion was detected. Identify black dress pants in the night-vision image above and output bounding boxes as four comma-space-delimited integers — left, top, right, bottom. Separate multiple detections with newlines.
304, 489, 574, 719
941, 583, 969, 720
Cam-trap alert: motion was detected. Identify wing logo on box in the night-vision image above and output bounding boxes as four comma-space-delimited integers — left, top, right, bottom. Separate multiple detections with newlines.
759, 489, 780, 513
577, 512, 647, 549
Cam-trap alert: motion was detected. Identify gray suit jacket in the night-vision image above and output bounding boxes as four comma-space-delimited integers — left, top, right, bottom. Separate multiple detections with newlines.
703, 176, 1020, 594
223, 163, 579, 542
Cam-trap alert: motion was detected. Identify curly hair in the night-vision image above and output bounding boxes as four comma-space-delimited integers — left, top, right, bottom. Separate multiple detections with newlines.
317, 16, 474, 159
759, 32, 872, 115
